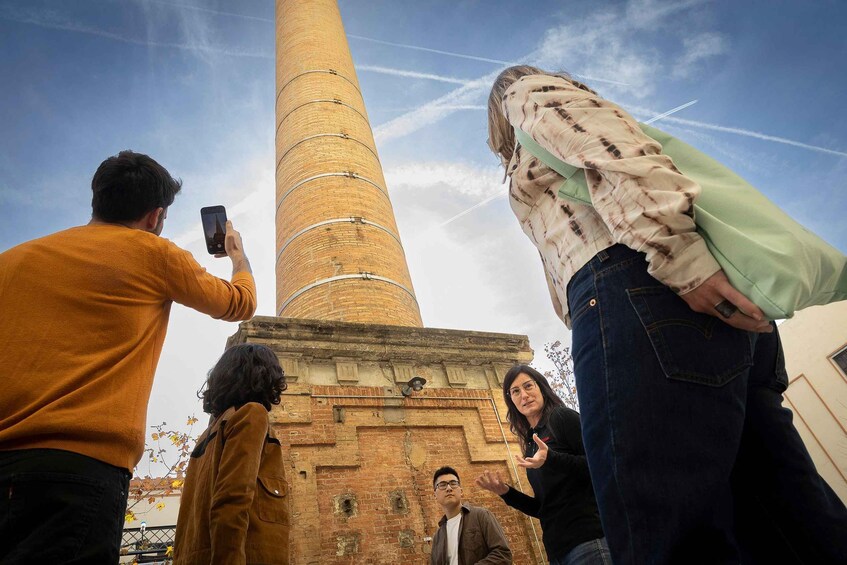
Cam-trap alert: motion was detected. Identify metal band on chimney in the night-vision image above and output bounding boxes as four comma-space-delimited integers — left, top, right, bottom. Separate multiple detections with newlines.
277, 273, 419, 315
275, 172, 389, 213
277, 69, 361, 101
277, 99, 368, 130
276, 217, 402, 263
277, 133, 379, 170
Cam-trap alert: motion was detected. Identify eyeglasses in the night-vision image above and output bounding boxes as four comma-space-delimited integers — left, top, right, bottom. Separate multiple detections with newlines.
434, 480, 461, 491
509, 381, 537, 398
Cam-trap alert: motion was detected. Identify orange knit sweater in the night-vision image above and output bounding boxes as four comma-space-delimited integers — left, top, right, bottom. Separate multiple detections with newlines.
0, 224, 257, 470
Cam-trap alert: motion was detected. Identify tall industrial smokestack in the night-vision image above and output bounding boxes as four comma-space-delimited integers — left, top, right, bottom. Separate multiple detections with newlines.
275, 0, 423, 327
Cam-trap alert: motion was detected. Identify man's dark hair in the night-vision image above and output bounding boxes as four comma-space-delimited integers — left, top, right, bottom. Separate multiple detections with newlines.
433, 466, 460, 488
91, 150, 182, 222
200, 344, 287, 418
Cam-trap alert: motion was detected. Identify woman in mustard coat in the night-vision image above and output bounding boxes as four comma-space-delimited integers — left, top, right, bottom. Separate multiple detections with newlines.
174, 344, 290, 565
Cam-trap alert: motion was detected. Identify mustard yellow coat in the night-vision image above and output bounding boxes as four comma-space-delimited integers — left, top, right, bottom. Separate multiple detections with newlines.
174, 402, 290, 564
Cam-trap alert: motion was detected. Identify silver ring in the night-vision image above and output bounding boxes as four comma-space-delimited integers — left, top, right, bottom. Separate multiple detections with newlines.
714, 299, 738, 319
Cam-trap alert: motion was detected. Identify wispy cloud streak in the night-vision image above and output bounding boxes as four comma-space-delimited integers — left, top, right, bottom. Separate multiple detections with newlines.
643, 100, 698, 124
372, 0, 715, 142
666, 117, 847, 158
140, 0, 274, 23
0, 6, 270, 58
628, 105, 847, 158
374, 70, 501, 143
145, 2, 627, 86
356, 65, 471, 85
348, 34, 520, 66
436, 191, 505, 228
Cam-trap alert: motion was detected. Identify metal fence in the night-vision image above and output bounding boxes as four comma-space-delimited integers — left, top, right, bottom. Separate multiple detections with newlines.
120, 524, 174, 564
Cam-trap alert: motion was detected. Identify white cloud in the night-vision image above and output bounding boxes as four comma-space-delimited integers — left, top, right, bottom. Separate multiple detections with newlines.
0, 3, 270, 59
624, 0, 709, 28
374, 0, 718, 143
672, 32, 728, 78
373, 71, 499, 143
385, 161, 505, 199
385, 159, 568, 351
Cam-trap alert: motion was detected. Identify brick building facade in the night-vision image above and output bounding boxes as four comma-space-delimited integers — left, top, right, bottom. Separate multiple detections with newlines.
256, 0, 546, 562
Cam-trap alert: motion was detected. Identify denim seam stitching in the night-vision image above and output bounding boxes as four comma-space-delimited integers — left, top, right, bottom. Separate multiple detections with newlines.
590, 255, 641, 279
594, 273, 637, 560
628, 290, 753, 386
569, 299, 596, 326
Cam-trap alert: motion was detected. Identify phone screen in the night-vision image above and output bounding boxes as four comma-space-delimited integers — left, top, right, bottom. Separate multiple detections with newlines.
200, 206, 227, 255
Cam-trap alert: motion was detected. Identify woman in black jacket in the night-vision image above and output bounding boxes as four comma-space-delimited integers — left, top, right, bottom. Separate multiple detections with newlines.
476, 365, 608, 565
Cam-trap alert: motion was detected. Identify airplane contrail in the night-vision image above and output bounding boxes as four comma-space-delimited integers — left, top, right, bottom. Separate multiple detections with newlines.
10, 3, 843, 159
627, 104, 847, 158
0, 8, 270, 58
349, 34, 629, 87
348, 34, 521, 66
435, 191, 505, 228
643, 100, 698, 124
141, 0, 274, 23
357, 65, 472, 85
143, 1, 629, 86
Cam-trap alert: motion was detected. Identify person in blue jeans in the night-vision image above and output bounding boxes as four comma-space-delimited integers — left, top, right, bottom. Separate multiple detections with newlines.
486, 65, 847, 564
476, 365, 609, 565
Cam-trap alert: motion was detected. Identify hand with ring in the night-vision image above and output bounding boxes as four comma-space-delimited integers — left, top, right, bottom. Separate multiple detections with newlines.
713, 299, 737, 319
679, 271, 772, 333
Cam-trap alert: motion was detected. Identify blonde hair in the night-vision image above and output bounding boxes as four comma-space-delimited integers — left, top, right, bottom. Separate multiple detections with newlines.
486, 65, 597, 170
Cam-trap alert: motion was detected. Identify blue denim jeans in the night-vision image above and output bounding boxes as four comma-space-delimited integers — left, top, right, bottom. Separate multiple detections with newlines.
0, 448, 131, 564
550, 537, 611, 565
567, 244, 847, 565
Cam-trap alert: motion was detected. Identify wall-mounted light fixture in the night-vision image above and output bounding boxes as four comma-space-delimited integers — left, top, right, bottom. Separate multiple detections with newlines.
400, 376, 426, 397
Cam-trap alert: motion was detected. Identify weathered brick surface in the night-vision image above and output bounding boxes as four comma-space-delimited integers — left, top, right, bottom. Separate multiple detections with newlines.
274, 390, 545, 565
230, 318, 546, 564
276, 0, 420, 327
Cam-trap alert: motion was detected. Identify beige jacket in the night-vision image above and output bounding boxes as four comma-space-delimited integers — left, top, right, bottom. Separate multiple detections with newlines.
503, 75, 720, 325
174, 403, 290, 565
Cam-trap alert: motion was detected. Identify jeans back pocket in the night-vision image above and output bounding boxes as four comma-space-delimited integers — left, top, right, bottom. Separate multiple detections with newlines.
626, 286, 752, 387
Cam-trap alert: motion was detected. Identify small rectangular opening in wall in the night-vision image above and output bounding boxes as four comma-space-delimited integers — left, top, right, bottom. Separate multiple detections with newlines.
831, 345, 847, 376
333, 406, 345, 423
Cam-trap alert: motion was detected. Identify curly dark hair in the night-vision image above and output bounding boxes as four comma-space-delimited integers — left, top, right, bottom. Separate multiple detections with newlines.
199, 344, 287, 418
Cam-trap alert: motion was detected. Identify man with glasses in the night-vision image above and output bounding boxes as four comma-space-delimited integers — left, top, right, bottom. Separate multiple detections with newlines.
430, 466, 512, 565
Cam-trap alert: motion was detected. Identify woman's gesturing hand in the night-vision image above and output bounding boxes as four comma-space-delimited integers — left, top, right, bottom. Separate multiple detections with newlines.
515, 433, 548, 469
475, 470, 510, 496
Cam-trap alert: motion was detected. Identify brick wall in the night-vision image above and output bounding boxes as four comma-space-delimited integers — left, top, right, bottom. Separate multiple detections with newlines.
274, 386, 545, 564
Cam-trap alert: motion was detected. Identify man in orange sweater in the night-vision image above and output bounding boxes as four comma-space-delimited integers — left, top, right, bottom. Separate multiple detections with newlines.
0, 150, 257, 563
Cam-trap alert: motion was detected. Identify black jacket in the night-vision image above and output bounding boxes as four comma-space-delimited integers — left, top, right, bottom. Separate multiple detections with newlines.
500, 405, 604, 560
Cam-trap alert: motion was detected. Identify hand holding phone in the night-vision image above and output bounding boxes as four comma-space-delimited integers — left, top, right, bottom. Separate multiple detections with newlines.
200, 206, 227, 255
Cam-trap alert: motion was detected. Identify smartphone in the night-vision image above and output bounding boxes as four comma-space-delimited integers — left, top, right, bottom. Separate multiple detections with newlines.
200, 205, 227, 255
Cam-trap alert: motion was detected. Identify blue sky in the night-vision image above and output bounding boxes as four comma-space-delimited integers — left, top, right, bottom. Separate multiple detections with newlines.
2, 0, 845, 475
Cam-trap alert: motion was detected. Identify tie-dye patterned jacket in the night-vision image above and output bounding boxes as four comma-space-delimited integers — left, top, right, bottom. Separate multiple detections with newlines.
502, 74, 720, 326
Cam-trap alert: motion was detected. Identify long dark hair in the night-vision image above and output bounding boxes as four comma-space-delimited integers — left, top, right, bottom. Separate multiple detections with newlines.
199, 344, 287, 418
502, 364, 563, 454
